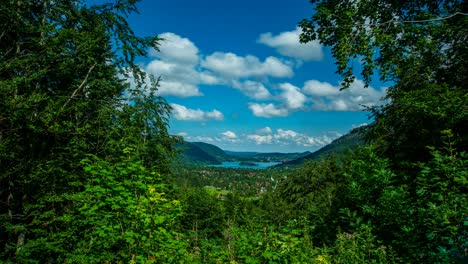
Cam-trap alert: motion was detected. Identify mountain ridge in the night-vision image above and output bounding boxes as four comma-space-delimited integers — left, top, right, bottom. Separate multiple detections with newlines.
176, 126, 367, 167
278, 126, 367, 166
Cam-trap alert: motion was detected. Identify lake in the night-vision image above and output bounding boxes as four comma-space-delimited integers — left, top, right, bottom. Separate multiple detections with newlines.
210, 161, 282, 169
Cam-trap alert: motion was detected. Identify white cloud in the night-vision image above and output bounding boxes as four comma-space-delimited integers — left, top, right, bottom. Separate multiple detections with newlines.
303, 80, 339, 96
248, 103, 289, 118
142, 33, 296, 99
140, 32, 384, 116
258, 28, 323, 61
232, 80, 272, 100
245, 83, 307, 118
278, 83, 307, 109
202, 52, 293, 79
150, 33, 199, 65
221, 131, 237, 139
171, 103, 224, 121
257, 126, 272, 135
157, 81, 202, 97
303, 79, 385, 111
221, 131, 239, 142
247, 134, 273, 144
185, 135, 217, 143
247, 128, 336, 148
180, 127, 343, 152
246, 79, 384, 117
144, 33, 217, 97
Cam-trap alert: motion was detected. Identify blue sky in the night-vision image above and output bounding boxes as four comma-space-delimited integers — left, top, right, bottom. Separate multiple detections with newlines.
124, 0, 387, 152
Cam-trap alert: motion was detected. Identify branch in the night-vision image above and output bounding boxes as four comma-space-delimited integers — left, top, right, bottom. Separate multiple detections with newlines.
61, 63, 97, 110
379, 12, 467, 27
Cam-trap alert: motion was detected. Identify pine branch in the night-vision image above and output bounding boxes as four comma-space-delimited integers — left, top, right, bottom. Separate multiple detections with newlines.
61, 62, 97, 110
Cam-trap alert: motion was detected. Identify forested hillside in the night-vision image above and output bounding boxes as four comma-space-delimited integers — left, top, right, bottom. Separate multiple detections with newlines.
177, 141, 312, 166
280, 126, 366, 166
177, 141, 233, 165
1, 0, 466, 263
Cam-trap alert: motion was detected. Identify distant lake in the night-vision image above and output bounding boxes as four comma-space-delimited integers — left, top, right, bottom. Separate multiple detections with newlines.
210, 161, 282, 169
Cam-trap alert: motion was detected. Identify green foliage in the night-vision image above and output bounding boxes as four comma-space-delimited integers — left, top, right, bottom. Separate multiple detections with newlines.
0, 0, 178, 262
10, 150, 190, 263
268, 143, 467, 262
191, 222, 314, 263
179, 186, 225, 239
281, 126, 366, 167
300, 0, 467, 165
111, 76, 179, 173
300, 0, 466, 88
298, 2, 467, 260
316, 224, 398, 264
338, 144, 467, 262
368, 83, 467, 164
2, 0, 466, 262
172, 166, 281, 196
412, 131, 468, 262
57, 152, 189, 263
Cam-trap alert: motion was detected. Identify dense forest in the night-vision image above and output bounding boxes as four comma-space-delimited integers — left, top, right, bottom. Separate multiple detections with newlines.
1, 0, 466, 263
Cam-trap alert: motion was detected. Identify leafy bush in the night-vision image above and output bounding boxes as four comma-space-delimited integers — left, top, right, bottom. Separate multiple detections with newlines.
29, 149, 191, 263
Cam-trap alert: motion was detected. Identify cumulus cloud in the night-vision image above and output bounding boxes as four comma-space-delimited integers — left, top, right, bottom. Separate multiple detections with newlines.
185, 135, 217, 143
278, 83, 307, 110
303, 80, 338, 96
258, 28, 323, 61
144, 33, 209, 97
245, 83, 308, 117
304, 79, 385, 111
248, 103, 289, 118
150, 32, 199, 65
247, 134, 273, 144
202, 52, 293, 79
180, 127, 343, 152
257, 126, 273, 135
231, 80, 272, 100
141, 32, 297, 99
247, 128, 336, 148
221, 131, 239, 142
246, 78, 384, 117
139, 32, 384, 116
157, 81, 202, 97
171, 103, 224, 121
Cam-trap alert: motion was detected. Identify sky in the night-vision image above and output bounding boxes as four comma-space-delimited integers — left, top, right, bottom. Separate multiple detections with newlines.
122, 0, 388, 152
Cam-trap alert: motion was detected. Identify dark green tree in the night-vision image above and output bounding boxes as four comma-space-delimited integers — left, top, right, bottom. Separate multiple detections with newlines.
299, 0, 467, 165
0, 0, 177, 261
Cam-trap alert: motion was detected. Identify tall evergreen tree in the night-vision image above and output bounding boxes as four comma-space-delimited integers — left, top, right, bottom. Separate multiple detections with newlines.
0, 0, 177, 261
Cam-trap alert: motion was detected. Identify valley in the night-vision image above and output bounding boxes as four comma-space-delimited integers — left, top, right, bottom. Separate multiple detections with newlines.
176, 126, 366, 168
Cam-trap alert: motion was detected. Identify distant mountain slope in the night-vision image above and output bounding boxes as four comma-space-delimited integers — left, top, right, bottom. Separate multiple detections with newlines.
176, 129, 365, 167
224, 151, 259, 157
190, 142, 232, 162
177, 141, 313, 166
176, 142, 226, 165
280, 126, 367, 166
250, 152, 311, 162
224, 150, 311, 162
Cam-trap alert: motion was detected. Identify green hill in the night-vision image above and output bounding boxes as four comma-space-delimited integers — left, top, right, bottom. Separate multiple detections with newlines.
177, 142, 313, 166
245, 152, 311, 162
190, 142, 232, 162
176, 131, 365, 167
280, 126, 367, 166
176, 141, 233, 166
